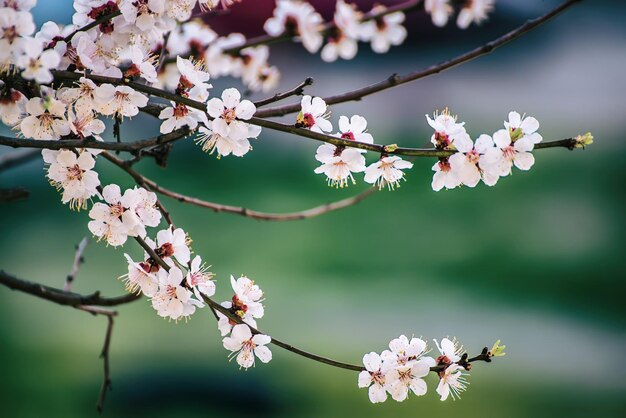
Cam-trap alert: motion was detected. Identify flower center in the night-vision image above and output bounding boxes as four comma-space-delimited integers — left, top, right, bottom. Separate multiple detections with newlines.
174, 103, 189, 118
341, 131, 355, 141
156, 242, 174, 258
466, 149, 480, 165
438, 159, 451, 172
434, 131, 451, 149
165, 285, 177, 298
502, 145, 515, 160
67, 164, 84, 181
124, 63, 142, 79
109, 203, 125, 218
3, 26, 17, 42
231, 294, 248, 318
222, 107, 236, 123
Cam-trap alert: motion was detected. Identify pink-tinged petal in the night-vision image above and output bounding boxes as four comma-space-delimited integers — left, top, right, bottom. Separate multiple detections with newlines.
514, 136, 534, 153
474, 134, 494, 154
492, 129, 511, 149
310, 97, 327, 116
507, 111, 521, 128
409, 378, 428, 396
362, 352, 381, 372
349, 115, 368, 134
338, 115, 350, 133
437, 379, 450, 401
206, 98, 224, 118
231, 323, 252, 342
369, 384, 388, 403
521, 116, 539, 134
254, 345, 272, 363
514, 152, 535, 171
236, 348, 255, 368
235, 100, 255, 120
251, 334, 271, 346
315, 118, 332, 133
222, 336, 242, 351
358, 371, 371, 388
102, 184, 121, 204
221, 88, 241, 108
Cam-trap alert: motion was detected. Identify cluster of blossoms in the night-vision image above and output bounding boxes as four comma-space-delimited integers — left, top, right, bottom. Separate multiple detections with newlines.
425, 0, 495, 29
359, 336, 504, 403
120, 224, 272, 369
429, 109, 543, 191
296, 94, 413, 190
297, 96, 543, 192
264, 0, 495, 63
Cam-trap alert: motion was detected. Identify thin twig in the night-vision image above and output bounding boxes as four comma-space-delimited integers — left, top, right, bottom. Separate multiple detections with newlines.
0, 128, 190, 152
65, 237, 89, 292
223, 0, 423, 55
102, 151, 378, 221
253, 77, 314, 107
96, 314, 115, 413
61, 10, 122, 44
0, 188, 29, 202
0, 270, 142, 307
255, 0, 583, 118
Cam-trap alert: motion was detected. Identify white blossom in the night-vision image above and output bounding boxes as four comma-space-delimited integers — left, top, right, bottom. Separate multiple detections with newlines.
296, 95, 332, 133
357, 352, 390, 403
381, 335, 435, 369
364, 156, 413, 190
119, 45, 158, 83
335, 115, 373, 150
186, 255, 216, 300
360, 6, 407, 53
88, 184, 143, 246
195, 121, 260, 157
43, 149, 100, 210
222, 324, 272, 369
434, 337, 464, 363
95, 84, 149, 118
17, 39, 61, 84
264, 0, 323, 53
122, 253, 159, 297
314, 144, 365, 188
436, 364, 468, 401
0, 84, 26, 126
159, 102, 202, 134
426, 110, 472, 151
457, 0, 495, 29
152, 266, 202, 321
20, 96, 70, 140
206, 88, 257, 143
155, 226, 191, 265
385, 360, 431, 401
425, 0, 453, 27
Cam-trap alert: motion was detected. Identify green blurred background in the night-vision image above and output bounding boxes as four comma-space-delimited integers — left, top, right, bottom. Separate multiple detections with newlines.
1, 1, 625, 417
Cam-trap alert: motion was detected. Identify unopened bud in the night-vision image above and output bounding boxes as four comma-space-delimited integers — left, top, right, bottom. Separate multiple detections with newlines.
384, 144, 398, 153
488, 339, 506, 357
574, 132, 593, 149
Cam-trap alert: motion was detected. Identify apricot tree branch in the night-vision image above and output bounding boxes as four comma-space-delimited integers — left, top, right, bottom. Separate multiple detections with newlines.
0, 270, 142, 307
255, 0, 582, 118
102, 151, 378, 221
221, 0, 423, 55
65, 237, 89, 291
254, 77, 314, 107
96, 314, 115, 413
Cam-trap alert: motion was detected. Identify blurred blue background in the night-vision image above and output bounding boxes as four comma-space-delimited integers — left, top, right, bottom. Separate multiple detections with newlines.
1, 0, 625, 417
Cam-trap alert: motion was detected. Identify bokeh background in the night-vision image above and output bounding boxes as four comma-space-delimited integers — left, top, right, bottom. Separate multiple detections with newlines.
1, 0, 625, 417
